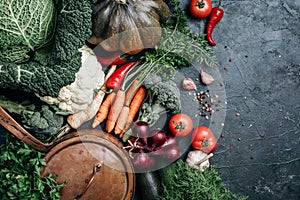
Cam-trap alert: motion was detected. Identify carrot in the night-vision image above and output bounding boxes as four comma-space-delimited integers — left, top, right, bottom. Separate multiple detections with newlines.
113, 80, 137, 135
114, 124, 122, 135
125, 79, 140, 103
92, 91, 116, 128
123, 87, 147, 132
114, 106, 130, 135
113, 79, 140, 133
105, 89, 126, 133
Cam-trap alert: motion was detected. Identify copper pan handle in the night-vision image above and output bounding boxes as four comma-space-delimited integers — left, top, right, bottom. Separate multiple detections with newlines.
74, 161, 104, 200
0, 106, 51, 152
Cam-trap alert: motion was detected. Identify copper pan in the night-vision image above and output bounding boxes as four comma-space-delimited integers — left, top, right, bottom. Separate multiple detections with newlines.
0, 106, 135, 200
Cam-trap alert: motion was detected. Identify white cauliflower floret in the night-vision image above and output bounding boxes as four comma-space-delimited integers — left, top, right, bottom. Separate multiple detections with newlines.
39, 45, 105, 114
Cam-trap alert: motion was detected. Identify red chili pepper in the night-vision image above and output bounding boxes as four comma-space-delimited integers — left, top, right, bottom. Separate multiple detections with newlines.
205, 0, 224, 46
111, 55, 126, 65
97, 54, 126, 66
106, 61, 138, 91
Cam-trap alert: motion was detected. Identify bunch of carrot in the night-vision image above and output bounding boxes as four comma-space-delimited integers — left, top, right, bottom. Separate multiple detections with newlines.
92, 78, 146, 137
91, 57, 166, 137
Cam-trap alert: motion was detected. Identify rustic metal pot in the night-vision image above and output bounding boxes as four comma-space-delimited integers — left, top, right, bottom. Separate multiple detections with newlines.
0, 106, 135, 200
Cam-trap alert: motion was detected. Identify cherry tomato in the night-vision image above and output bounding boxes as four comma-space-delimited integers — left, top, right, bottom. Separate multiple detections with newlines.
189, 0, 212, 19
168, 113, 193, 137
191, 126, 217, 153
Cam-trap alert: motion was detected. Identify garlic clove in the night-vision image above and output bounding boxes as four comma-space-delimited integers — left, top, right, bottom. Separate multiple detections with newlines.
200, 70, 214, 85
182, 77, 197, 90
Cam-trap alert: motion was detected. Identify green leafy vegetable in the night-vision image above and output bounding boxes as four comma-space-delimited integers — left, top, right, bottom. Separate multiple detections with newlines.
0, 0, 96, 97
140, 0, 218, 77
138, 75, 181, 126
159, 160, 248, 200
0, 96, 65, 138
0, 134, 64, 199
0, 0, 56, 63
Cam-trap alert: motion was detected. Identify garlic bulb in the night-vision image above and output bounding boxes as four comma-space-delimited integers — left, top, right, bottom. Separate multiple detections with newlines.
186, 150, 213, 172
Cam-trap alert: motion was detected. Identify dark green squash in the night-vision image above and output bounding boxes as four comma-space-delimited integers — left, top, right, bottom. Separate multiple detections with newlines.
136, 171, 161, 200
89, 0, 170, 54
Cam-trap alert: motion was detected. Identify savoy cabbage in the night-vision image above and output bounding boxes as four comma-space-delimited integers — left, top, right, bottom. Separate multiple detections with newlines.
0, 0, 56, 63
0, 0, 98, 99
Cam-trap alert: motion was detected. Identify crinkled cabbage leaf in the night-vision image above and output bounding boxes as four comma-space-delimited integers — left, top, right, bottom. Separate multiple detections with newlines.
0, 0, 56, 63
0, 0, 96, 97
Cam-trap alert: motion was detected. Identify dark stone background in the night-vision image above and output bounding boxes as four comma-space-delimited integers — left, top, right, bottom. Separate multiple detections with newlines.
0, 0, 299, 199
181, 0, 300, 199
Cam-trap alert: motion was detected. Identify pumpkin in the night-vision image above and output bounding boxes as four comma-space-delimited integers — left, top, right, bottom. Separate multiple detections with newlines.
89, 0, 170, 54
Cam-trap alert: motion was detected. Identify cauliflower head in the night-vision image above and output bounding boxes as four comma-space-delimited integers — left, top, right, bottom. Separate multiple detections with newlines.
39, 45, 105, 114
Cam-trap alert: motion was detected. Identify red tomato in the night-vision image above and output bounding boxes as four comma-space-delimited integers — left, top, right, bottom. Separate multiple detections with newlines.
189, 0, 212, 19
191, 126, 217, 153
169, 113, 193, 137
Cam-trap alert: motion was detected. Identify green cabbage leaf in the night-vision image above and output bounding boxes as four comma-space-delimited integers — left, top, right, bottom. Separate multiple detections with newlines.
0, 0, 96, 97
0, 0, 56, 63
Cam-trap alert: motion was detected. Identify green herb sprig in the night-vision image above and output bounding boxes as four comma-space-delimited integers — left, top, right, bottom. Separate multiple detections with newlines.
141, 0, 218, 78
159, 160, 248, 200
0, 134, 64, 199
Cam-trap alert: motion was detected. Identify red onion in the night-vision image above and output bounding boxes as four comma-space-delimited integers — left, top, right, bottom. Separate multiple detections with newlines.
149, 129, 167, 148
132, 121, 150, 145
151, 144, 181, 162
161, 136, 178, 148
133, 152, 155, 169
164, 144, 181, 161
124, 137, 143, 153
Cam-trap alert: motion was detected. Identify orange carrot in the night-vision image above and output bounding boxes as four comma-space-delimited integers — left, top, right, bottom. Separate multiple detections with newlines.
123, 87, 147, 132
105, 89, 126, 133
92, 92, 116, 128
115, 87, 146, 135
114, 124, 123, 135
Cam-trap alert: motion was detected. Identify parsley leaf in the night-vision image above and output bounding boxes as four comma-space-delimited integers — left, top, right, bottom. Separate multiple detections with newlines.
0, 134, 64, 199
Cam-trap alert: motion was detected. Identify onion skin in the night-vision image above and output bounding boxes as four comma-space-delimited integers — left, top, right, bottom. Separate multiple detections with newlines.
149, 129, 167, 148
132, 121, 150, 145
164, 144, 181, 161
151, 144, 181, 162
133, 151, 155, 169
161, 136, 178, 148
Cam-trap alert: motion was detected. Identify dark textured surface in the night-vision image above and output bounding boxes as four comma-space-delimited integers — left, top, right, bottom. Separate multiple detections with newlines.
181, 0, 300, 199
1, 0, 299, 199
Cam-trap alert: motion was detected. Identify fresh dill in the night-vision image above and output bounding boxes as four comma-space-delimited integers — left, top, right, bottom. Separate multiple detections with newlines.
141, 0, 218, 75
